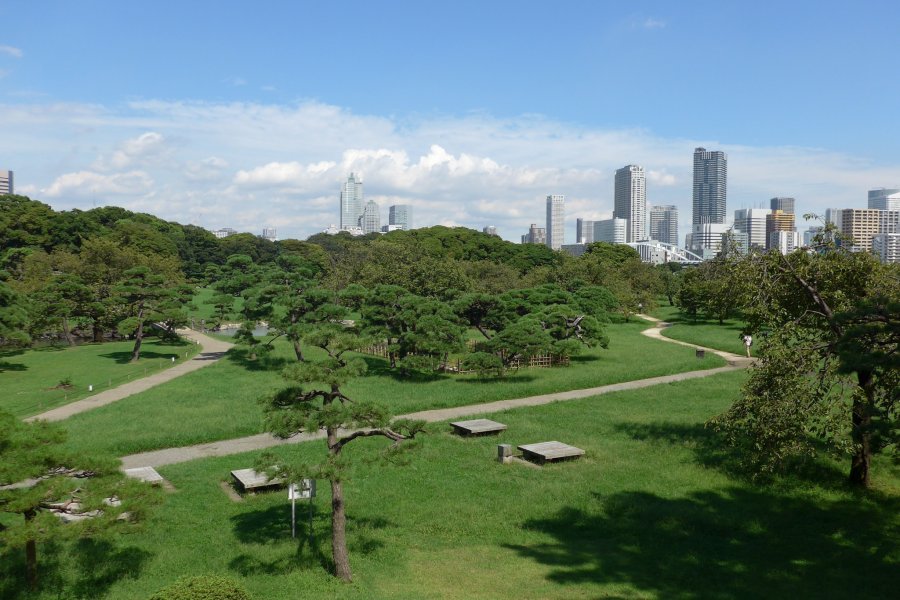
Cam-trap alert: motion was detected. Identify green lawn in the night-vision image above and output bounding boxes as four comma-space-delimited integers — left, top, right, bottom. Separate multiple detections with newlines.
651, 302, 750, 356
0, 338, 199, 418
59, 320, 726, 458
5, 370, 897, 599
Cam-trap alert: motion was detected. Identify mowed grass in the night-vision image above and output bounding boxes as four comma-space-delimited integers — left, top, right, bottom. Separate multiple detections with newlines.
0, 338, 198, 418
6, 370, 898, 599
59, 320, 726, 458
651, 302, 750, 356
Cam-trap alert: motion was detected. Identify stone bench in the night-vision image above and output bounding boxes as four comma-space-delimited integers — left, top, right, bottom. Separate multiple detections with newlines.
450, 418, 507, 436
517, 441, 585, 464
230, 468, 283, 493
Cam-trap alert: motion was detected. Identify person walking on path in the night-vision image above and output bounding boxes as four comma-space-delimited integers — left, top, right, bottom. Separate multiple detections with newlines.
741, 334, 753, 358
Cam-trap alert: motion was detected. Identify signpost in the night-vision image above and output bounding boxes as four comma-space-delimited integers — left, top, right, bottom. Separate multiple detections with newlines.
288, 479, 316, 542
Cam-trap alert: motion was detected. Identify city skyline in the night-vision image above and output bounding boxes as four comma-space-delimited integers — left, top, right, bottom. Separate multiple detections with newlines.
2, 2, 900, 242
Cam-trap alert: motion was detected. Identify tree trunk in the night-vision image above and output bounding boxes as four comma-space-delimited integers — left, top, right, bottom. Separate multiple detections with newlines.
62, 316, 76, 346
24, 509, 37, 590
93, 322, 104, 342
131, 308, 145, 362
849, 369, 875, 487
476, 325, 492, 340
326, 424, 352, 581
292, 338, 305, 362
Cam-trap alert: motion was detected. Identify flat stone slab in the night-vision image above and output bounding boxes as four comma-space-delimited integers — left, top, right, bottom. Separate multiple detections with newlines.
518, 441, 585, 464
450, 418, 507, 436
230, 468, 283, 493
124, 466, 165, 485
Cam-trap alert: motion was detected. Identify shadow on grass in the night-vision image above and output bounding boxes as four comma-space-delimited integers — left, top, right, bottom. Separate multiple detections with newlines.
229, 503, 391, 576
615, 421, 852, 492
505, 487, 899, 599
98, 350, 189, 365
455, 372, 538, 384
0, 538, 152, 600
359, 355, 450, 383
0, 359, 27, 372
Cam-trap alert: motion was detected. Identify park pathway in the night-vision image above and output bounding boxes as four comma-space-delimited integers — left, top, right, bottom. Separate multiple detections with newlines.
26, 329, 233, 423
120, 317, 753, 469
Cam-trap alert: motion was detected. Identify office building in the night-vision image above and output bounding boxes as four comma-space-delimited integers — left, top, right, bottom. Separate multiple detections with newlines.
576, 218, 595, 244
614, 165, 647, 242
769, 230, 801, 255
522, 224, 546, 245
261, 227, 276, 242
360, 200, 381, 234
340, 173, 364, 230
561, 244, 587, 258
546, 194, 565, 250
211, 227, 237, 239
872, 233, 900, 263
803, 226, 822, 246
381, 224, 403, 233
733, 208, 771, 251
388, 204, 412, 230
868, 188, 900, 211
0, 170, 12, 195
649, 205, 678, 246
594, 218, 627, 244
692, 148, 727, 226
765, 210, 795, 250
687, 222, 730, 259
770, 197, 796, 214
837, 208, 882, 252
482, 226, 498, 236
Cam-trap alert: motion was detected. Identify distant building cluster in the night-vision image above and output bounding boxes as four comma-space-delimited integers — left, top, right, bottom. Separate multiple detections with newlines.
327, 173, 413, 236
0, 169, 13, 195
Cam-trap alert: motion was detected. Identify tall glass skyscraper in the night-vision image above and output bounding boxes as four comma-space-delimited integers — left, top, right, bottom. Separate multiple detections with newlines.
546, 194, 565, 250
614, 165, 647, 242
692, 148, 727, 225
388, 204, 411, 230
340, 173, 364, 230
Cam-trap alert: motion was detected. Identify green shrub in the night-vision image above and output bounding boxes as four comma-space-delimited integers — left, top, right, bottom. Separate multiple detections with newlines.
149, 574, 252, 600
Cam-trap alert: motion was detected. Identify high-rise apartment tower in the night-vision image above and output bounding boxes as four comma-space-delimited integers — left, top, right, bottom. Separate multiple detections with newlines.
360, 200, 381, 234
546, 194, 565, 250
614, 165, 647, 243
0, 170, 13, 195
692, 148, 727, 225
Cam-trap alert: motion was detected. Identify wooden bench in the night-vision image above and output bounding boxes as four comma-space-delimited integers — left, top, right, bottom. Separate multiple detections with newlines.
230, 468, 283, 493
450, 419, 507, 436
517, 441, 585, 464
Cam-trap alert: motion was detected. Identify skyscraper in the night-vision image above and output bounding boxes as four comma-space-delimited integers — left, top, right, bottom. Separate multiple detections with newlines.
766, 210, 795, 250
649, 205, 678, 246
614, 165, 647, 243
546, 194, 565, 250
360, 199, 381, 234
868, 188, 900, 211
733, 208, 771, 250
388, 204, 411, 230
594, 218, 627, 244
770, 197, 795, 214
576, 218, 594, 244
692, 148, 727, 225
482, 226, 498, 236
0, 170, 13, 195
340, 173, 364, 230
522, 224, 546, 245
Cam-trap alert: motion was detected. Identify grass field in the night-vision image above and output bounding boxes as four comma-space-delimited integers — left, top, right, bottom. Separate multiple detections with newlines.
651, 302, 750, 356
0, 338, 199, 418
58, 320, 726, 458
4, 370, 898, 599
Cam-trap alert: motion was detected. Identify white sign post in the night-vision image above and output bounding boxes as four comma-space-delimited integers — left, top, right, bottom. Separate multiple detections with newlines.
288, 479, 316, 541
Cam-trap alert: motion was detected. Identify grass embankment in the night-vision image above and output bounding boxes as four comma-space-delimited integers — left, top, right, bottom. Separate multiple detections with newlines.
6, 370, 898, 599
651, 303, 750, 356
0, 338, 198, 418
60, 320, 726, 458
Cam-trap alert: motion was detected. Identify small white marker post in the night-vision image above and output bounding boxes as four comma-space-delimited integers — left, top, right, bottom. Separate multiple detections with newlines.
288, 479, 316, 542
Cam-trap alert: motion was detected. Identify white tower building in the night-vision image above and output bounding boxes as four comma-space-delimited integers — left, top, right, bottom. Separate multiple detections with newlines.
546, 194, 565, 250
340, 173, 364, 230
614, 165, 647, 243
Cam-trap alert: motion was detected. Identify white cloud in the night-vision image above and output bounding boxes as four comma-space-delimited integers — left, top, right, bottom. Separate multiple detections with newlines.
0, 45, 23, 58
223, 76, 247, 87
643, 18, 666, 29
3, 99, 899, 242
43, 171, 154, 198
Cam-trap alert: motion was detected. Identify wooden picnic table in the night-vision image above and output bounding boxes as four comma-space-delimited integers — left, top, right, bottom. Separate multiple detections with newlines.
517, 441, 585, 464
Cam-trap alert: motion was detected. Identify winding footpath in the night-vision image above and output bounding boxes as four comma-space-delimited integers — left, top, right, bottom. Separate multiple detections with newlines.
118, 317, 754, 470
25, 329, 234, 423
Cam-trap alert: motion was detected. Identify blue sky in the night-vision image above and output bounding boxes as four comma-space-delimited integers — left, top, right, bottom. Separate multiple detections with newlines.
2, 1, 899, 242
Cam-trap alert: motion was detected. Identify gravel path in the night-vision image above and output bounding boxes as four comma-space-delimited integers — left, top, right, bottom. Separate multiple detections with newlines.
120, 317, 751, 470
26, 330, 233, 423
